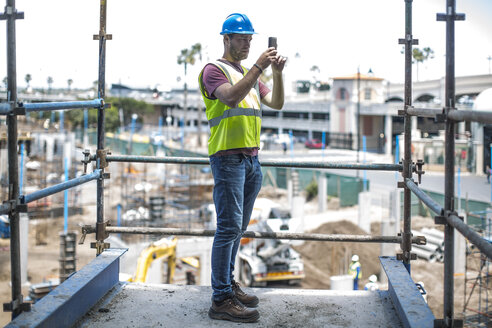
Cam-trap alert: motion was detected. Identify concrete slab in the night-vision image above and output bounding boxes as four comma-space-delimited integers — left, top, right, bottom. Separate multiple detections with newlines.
75, 283, 403, 328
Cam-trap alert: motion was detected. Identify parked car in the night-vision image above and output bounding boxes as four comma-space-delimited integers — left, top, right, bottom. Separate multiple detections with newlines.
305, 139, 323, 149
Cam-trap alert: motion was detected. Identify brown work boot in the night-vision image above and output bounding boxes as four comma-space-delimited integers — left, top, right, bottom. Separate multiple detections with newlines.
232, 280, 259, 307
208, 295, 260, 323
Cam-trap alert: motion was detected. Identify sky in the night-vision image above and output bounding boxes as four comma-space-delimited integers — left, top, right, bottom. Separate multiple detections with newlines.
0, 0, 491, 91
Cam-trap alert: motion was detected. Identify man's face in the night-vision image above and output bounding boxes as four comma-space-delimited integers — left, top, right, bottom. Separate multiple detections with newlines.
227, 34, 252, 61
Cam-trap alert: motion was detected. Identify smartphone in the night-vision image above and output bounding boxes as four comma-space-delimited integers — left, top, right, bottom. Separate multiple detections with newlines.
268, 37, 277, 49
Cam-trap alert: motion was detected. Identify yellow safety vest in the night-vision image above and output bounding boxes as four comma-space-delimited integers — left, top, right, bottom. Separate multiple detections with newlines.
198, 61, 262, 156
348, 261, 362, 280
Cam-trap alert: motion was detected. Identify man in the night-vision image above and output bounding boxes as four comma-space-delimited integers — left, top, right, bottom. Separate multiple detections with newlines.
348, 254, 362, 290
198, 13, 286, 323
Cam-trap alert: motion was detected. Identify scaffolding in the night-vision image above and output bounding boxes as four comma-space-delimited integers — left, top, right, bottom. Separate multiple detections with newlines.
463, 211, 491, 327
1, 0, 491, 327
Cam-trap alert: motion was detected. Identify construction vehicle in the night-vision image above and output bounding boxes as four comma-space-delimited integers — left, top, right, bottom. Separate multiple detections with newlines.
201, 198, 305, 287
129, 237, 177, 283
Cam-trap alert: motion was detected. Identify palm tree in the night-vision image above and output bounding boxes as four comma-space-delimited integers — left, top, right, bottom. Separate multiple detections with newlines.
25, 74, 32, 90
177, 43, 202, 130
67, 79, 73, 93
47, 76, 54, 94
412, 47, 434, 81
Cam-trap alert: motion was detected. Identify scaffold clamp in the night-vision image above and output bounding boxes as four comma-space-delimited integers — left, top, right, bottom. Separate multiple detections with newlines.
81, 149, 91, 174
0, 7, 24, 20
435, 210, 463, 225
3, 295, 31, 313
436, 12, 465, 22
96, 149, 111, 169
414, 159, 425, 184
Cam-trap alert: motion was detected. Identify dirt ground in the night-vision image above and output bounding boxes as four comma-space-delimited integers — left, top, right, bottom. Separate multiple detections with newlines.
293, 218, 470, 320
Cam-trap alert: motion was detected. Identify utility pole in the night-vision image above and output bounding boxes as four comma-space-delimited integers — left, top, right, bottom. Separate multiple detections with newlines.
356, 67, 361, 178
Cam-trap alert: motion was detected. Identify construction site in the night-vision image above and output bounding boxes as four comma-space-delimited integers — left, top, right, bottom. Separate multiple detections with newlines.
1, 1, 492, 327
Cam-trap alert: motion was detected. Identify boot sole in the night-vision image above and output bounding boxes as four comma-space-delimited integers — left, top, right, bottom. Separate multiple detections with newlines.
208, 308, 260, 323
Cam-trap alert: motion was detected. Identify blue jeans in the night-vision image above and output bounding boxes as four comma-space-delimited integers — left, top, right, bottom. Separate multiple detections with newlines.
209, 154, 263, 301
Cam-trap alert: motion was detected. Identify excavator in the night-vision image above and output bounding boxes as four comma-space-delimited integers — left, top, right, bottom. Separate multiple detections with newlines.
128, 237, 199, 284
129, 237, 177, 283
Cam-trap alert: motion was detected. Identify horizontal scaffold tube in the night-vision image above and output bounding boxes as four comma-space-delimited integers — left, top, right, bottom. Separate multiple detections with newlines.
405, 178, 492, 259
105, 155, 403, 171
22, 170, 102, 204
406, 106, 492, 124
84, 226, 427, 244
406, 107, 442, 118
22, 98, 104, 113
0, 98, 104, 115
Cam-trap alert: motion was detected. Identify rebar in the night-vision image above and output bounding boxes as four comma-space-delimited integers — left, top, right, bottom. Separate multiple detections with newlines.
105, 155, 403, 171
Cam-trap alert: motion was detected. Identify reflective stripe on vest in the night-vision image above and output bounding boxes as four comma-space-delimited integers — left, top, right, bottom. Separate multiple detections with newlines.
208, 107, 262, 128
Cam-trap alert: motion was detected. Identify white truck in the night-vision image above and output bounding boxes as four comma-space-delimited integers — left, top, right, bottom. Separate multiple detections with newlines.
200, 198, 305, 287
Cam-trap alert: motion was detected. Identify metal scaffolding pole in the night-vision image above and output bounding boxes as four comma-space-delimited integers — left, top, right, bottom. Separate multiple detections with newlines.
81, 225, 427, 244
440, 1, 460, 325
400, 0, 415, 273
0, 98, 104, 115
94, 0, 110, 255
104, 155, 403, 171
1, 0, 29, 319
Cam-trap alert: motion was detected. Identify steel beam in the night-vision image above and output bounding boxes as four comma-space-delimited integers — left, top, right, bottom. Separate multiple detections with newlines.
380, 256, 435, 328
5, 248, 127, 328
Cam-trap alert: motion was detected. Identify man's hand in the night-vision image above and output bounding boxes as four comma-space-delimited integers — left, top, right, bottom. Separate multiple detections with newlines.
255, 47, 278, 71
271, 54, 287, 73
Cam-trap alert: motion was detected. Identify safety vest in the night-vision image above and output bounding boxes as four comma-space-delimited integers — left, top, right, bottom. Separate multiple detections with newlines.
348, 261, 361, 280
198, 61, 262, 156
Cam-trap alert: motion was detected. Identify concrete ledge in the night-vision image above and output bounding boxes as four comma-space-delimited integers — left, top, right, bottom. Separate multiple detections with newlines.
76, 283, 403, 327
380, 256, 435, 328
6, 248, 127, 328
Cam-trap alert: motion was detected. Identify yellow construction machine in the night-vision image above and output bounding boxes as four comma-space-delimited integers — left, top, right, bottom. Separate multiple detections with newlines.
129, 237, 178, 283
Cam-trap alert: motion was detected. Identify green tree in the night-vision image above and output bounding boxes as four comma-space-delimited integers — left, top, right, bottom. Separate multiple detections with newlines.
412, 47, 434, 81
177, 43, 202, 126
3, 76, 7, 89
66, 96, 154, 133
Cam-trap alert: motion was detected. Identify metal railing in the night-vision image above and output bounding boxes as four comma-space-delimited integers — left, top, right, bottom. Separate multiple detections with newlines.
0, 0, 488, 327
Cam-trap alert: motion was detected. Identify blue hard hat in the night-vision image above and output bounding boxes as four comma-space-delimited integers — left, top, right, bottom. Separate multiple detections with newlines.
220, 13, 256, 35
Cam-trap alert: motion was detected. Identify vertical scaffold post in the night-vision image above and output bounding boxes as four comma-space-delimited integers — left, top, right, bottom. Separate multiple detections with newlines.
400, 0, 416, 273
443, 0, 457, 326
6, 0, 21, 318
1, 0, 29, 319
93, 0, 111, 255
